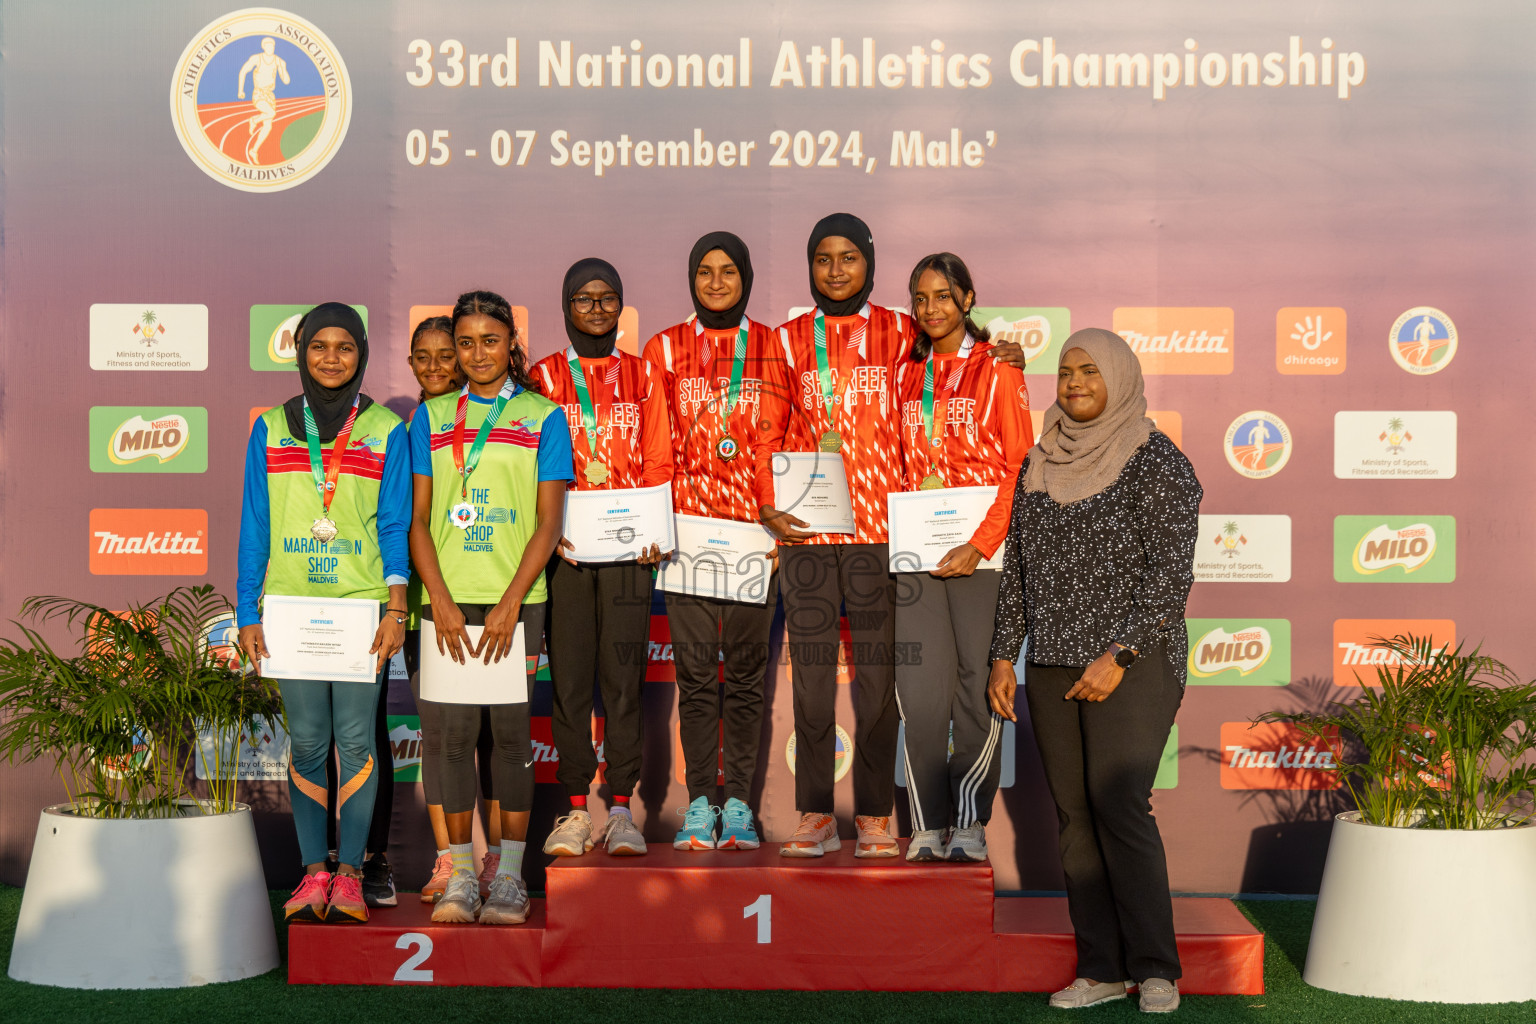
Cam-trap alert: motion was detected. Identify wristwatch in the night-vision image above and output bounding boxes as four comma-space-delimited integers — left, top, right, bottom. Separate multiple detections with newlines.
1111, 643, 1137, 669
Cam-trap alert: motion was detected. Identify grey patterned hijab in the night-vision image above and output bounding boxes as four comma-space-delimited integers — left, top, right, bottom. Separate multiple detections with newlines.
1023, 328, 1155, 505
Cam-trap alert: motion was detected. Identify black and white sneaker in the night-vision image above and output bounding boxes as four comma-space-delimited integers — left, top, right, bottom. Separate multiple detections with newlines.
362, 852, 398, 907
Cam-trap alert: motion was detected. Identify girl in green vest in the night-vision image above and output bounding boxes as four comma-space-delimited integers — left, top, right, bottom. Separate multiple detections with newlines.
236, 302, 410, 925
409, 290, 574, 925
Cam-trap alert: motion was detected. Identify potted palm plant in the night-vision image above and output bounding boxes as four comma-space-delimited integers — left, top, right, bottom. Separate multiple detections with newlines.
0, 586, 284, 989
1258, 634, 1536, 1003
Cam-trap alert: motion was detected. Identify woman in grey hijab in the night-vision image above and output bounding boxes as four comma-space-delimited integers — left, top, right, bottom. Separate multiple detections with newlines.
987, 329, 1202, 1014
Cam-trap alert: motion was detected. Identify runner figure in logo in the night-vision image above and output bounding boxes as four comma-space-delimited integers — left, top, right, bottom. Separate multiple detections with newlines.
1223, 410, 1292, 479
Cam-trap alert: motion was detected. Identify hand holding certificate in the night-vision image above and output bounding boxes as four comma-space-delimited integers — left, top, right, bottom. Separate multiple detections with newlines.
887, 486, 1002, 574
658, 514, 776, 604
771, 451, 855, 535
259, 594, 380, 683
421, 619, 529, 704
562, 482, 676, 562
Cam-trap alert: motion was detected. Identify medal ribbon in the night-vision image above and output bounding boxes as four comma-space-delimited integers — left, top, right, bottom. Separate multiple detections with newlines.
920, 335, 976, 478
708, 319, 750, 424
302, 396, 360, 515
812, 312, 864, 434
451, 378, 517, 500
566, 346, 611, 463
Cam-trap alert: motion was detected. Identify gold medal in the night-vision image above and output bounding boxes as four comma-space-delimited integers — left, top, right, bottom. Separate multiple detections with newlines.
584, 459, 610, 485
920, 474, 945, 491
818, 430, 842, 453
311, 516, 338, 542
716, 435, 740, 462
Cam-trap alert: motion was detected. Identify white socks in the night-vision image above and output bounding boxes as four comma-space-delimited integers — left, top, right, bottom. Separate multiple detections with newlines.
496, 840, 526, 879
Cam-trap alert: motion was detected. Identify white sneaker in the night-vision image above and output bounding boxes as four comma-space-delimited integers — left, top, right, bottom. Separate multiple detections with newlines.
603, 812, 648, 856
543, 809, 594, 856
429, 869, 481, 923
906, 828, 947, 862
479, 873, 530, 925
946, 823, 988, 862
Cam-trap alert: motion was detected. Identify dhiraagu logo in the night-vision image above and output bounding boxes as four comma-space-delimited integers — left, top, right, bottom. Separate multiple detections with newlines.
972, 307, 1070, 375
249, 303, 367, 370
90, 407, 208, 473
1335, 516, 1456, 582
1186, 619, 1291, 685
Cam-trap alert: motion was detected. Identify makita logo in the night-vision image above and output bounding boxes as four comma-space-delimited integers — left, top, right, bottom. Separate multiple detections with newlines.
94, 530, 204, 555
1121, 328, 1230, 355
1336, 641, 1446, 667
1190, 625, 1272, 677
1224, 744, 1336, 770
649, 640, 675, 663
110, 414, 190, 465
89, 509, 208, 576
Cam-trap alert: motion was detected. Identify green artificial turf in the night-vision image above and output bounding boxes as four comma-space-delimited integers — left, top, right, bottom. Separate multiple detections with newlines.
2, 885, 1533, 1023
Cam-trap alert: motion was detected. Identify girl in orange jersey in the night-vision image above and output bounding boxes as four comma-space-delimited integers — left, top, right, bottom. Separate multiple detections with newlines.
890, 253, 1032, 863
533, 258, 674, 859
641, 231, 791, 850
760, 212, 909, 858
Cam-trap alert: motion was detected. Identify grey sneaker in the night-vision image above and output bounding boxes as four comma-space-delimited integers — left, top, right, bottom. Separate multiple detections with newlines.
603, 812, 648, 856
1049, 978, 1128, 1009
478, 873, 530, 925
946, 823, 988, 862
429, 869, 482, 923
906, 828, 947, 862
543, 809, 594, 856
1138, 978, 1179, 1013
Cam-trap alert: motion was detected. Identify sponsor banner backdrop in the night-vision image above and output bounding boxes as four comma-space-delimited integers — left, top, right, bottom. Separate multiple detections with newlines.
1, 0, 1528, 897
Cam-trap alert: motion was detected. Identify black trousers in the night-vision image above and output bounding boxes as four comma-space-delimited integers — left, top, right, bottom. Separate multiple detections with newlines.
546, 560, 653, 799
893, 569, 1004, 830
780, 544, 897, 817
666, 575, 779, 804
419, 602, 542, 815
1025, 649, 1183, 984
404, 628, 493, 810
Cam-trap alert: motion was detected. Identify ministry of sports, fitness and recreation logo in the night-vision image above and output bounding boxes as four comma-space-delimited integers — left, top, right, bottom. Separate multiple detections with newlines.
170, 8, 352, 193
1223, 410, 1292, 479
1389, 306, 1457, 375
785, 726, 854, 782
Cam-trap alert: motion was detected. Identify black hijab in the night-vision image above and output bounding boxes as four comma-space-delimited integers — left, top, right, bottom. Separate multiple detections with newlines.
689, 231, 754, 330
282, 302, 372, 443
562, 257, 624, 358
806, 212, 875, 318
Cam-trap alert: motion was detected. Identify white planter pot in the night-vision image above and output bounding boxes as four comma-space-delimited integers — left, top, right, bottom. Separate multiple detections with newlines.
7, 802, 279, 989
1304, 811, 1536, 1003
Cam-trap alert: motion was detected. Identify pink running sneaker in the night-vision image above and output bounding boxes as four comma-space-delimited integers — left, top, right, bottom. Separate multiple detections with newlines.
283, 871, 331, 923
327, 872, 369, 924
779, 812, 840, 858
854, 815, 899, 858
477, 850, 501, 898
419, 853, 453, 903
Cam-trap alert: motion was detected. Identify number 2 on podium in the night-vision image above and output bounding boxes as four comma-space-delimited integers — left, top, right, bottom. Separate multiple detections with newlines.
743, 894, 771, 943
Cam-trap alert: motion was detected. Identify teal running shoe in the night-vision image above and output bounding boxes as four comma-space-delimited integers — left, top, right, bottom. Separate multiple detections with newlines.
673, 796, 719, 850
717, 797, 760, 850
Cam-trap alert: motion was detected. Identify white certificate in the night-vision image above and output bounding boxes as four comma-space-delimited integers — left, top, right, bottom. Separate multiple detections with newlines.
771, 451, 855, 535
420, 619, 528, 705
886, 486, 1002, 573
260, 594, 379, 683
562, 482, 676, 562
658, 514, 777, 604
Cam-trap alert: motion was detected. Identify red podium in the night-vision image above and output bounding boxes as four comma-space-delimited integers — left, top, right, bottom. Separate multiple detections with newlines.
289, 845, 1263, 994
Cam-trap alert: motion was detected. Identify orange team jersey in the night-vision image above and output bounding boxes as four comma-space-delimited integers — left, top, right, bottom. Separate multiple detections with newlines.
892, 338, 1034, 558
531, 349, 674, 491
769, 303, 911, 544
642, 317, 791, 522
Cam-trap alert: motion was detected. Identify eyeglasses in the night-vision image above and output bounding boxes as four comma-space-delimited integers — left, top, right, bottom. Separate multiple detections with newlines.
570, 294, 621, 313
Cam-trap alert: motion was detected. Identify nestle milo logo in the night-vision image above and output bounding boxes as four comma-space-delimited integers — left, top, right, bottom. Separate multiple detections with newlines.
1185, 619, 1291, 686
90, 407, 208, 474
1334, 516, 1456, 583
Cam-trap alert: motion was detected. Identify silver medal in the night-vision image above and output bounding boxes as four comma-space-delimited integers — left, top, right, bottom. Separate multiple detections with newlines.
311, 516, 338, 543
449, 502, 478, 530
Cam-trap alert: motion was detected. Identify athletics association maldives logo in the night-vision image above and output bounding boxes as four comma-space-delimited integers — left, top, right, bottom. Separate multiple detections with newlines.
1389, 307, 1457, 375
786, 726, 854, 783
1223, 411, 1292, 479
170, 8, 352, 193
